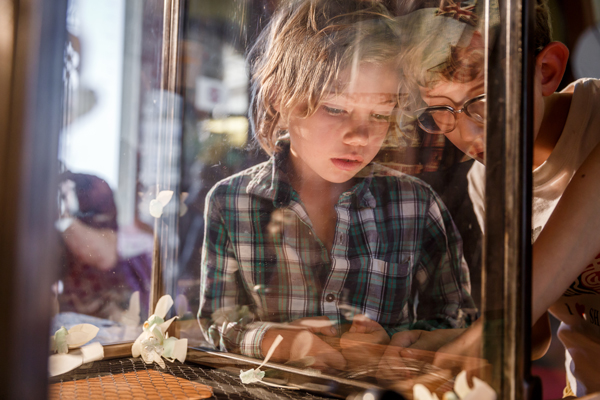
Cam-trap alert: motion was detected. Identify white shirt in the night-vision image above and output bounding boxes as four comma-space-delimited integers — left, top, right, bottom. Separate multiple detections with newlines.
468, 78, 600, 396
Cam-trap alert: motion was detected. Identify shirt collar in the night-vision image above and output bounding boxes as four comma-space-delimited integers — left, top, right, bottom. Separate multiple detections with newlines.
246, 141, 294, 208
247, 140, 377, 209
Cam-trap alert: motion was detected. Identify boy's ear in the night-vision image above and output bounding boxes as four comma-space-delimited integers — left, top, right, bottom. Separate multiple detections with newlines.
535, 42, 569, 96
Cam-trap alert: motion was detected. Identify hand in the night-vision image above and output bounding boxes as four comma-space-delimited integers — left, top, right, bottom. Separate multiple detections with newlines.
386, 368, 454, 399
289, 315, 338, 336
531, 313, 552, 360
378, 342, 455, 398
289, 330, 347, 371
58, 179, 79, 218
261, 321, 346, 371
431, 321, 484, 374
376, 329, 465, 387
377, 342, 413, 387
339, 315, 390, 372
394, 328, 466, 356
423, 324, 490, 393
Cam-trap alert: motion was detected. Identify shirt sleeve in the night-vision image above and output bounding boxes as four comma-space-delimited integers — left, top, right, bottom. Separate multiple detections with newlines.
467, 161, 486, 233
198, 187, 269, 358
411, 189, 478, 330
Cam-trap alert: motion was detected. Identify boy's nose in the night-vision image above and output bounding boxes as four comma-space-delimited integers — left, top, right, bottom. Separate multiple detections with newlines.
456, 114, 484, 143
342, 119, 370, 146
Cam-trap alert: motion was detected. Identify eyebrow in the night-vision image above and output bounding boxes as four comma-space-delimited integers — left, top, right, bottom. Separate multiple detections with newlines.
423, 94, 457, 105
425, 83, 485, 104
334, 93, 399, 104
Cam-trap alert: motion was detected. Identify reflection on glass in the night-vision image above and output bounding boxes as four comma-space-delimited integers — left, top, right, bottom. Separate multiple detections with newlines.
51, 0, 163, 344
414, 94, 486, 134
177, 0, 483, 395
41, 0, 600, 396
51, 0, 496, 396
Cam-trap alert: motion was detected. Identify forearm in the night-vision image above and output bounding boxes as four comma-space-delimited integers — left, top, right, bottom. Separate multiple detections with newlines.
532, 142, 600, 322
261, 327, 304, 362
62, 220, 118, 270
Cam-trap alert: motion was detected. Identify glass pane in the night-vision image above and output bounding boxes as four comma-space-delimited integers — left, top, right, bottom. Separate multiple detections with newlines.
52, 0, 164, 343
34, 0, 600, 397
177, 0, 489, 396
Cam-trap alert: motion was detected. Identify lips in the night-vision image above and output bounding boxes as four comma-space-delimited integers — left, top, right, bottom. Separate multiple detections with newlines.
331, 156, 364, 171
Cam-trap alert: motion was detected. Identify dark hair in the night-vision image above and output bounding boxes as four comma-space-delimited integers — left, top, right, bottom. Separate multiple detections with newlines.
535, 0, 553, 54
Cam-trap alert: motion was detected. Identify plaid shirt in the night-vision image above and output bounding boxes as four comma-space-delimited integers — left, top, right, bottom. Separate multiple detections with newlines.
199, 144, 476, 358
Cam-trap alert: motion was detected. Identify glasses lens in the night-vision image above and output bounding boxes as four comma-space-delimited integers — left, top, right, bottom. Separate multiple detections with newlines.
465, 97, 486, 123
417, 109, 455, 133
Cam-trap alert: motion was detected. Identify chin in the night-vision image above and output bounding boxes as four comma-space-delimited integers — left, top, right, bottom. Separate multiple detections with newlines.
327, 176, 354, 184
321, 172, 355, 184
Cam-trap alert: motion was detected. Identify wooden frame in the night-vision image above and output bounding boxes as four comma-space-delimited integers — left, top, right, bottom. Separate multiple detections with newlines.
0, 0, 68, 398
482, 0, 539, 398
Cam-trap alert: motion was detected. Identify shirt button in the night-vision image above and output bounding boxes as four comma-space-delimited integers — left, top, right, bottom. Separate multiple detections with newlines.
325, 293, 335, 302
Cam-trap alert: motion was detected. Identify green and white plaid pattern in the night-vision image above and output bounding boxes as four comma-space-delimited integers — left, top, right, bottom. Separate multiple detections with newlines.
199, 144, 476, 358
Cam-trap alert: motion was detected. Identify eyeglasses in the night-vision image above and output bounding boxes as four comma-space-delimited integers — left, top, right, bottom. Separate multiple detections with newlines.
414, 94, 486, 134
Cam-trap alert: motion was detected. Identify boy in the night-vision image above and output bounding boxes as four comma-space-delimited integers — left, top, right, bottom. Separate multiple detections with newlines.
198, 0, 476, 372
391, 0, 600, 395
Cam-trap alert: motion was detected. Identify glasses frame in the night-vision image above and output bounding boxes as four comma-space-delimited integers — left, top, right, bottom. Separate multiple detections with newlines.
415, 94, 486, 134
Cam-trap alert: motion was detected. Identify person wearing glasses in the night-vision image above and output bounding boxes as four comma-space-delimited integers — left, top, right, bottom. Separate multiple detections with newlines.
378, 0, 600, 397
414, 93, 485, 163
198, 0, 477, 375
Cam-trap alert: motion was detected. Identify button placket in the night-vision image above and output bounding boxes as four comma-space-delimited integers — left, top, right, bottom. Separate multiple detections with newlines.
322, 203, 350, 315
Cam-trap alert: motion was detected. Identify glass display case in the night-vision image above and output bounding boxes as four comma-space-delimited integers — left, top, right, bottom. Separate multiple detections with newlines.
2, 0, 599, 399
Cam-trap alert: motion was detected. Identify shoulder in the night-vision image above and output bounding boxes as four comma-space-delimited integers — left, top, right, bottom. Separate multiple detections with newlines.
206, 161, 271, 201
564, 78, 600, 94
561, 78, 600, 146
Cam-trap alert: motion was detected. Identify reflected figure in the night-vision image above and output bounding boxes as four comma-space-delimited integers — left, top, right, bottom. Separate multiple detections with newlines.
56, 172, 152, 322
198, 0, 476, 376
385, 0, 600, 397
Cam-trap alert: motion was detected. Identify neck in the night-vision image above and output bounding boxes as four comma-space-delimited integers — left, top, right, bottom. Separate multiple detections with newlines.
286, 156, 354, 205
533, 92, 572, 169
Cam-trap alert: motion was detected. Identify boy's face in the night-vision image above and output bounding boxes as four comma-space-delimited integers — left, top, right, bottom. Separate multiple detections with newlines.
286, 63, 399, 184
420, 71, 546, 165
419, 77, 486, 163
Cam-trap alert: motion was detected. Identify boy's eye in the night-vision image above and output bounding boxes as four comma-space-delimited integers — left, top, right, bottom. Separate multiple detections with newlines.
323, 105, 347, 116
371, 113, 391, 122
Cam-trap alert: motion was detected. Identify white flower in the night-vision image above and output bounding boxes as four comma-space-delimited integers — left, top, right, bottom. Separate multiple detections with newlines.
48, 324, 103, 377
131, 295, 188, 368
412, 371, 496, 400
149, 190, 174, 218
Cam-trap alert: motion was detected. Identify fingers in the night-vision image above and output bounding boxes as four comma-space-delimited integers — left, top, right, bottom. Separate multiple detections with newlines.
318, 325, 338, 336
388, 368, 453, 399
389, 330, 424, 348
340, 334, 387, 369
376, 346, 411, 386
348, 314, 382, 334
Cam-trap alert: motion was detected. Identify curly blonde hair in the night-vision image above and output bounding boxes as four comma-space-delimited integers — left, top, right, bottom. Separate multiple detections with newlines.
410, 0, 553, 89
